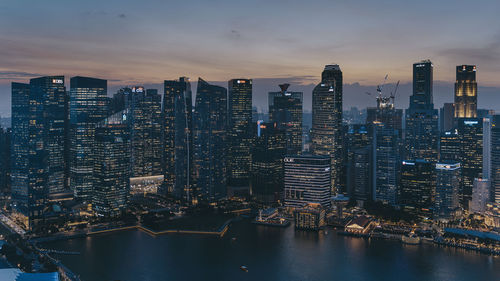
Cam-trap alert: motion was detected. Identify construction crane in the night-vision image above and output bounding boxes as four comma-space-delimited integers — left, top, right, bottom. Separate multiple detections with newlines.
376, 74, 389, 96
390, 80, 400, 104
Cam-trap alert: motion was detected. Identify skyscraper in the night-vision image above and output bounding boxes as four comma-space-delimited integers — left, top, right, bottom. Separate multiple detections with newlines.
93, 111, 130, 217
227, 79, 253, 188
69, 76, 108, 202
250, 121, 286, 203
193, 78, 228, 201
491, 115, 500, 203
439, 129, 461, 162
311, 65, 343, 193
470, 178, 490, 213
440, 103, 455, 132
346, 124, 371, 200
435, 162, 461, 220
400, 159, 435, 216
405, 60, 439, 162
284, 155, 331, 209
268, 83, 303, 155
163, 77, 193, 201
458, 118, 483, 209
454, 65, 477, 118
129, 87, 162, 178
0, 127, 10, 194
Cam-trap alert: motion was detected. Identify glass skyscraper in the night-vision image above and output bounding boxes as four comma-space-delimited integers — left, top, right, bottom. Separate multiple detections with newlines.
69, 76, 108, 202
311, 65, 343, 193
193, 78, 228, 201
162, 77, 193, 201
491, 115, 500, 203
400, 159, 435, 216
227, 79, 253, 188
435, 162, 461, 220
458, 118, 483, 209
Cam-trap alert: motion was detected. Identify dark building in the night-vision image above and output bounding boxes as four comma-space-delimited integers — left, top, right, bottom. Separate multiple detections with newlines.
458, 118, 483, 209
69, 76, 108, 202
439, 129, 461, 162
346, 124, 371, 200
0, 127, 11, 194
311, 65, 343, 193
227, 79, 253, 188
435, 162, 461, 220
454, 65, 477, 118
284, 155, 331, 209
440, 103, 455, 132
193, 78, 228, 201
490, 115, 500, 203
250, 121, 286, 204
129, 87, 163, 178
405, 60, 438, 162
93, 111, 130, 217
400, 159, 435, 216
162, 77, 193, 201
268, 83, 303, 155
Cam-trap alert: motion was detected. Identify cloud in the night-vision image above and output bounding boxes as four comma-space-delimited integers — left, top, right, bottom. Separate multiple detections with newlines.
437, 33, 500, 69
228, 29, 241, 40
118, 14, 126, 19
0, 71, 42, 80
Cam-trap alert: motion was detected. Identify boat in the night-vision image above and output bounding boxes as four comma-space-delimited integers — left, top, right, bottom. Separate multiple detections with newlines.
240, 265, 248, 272
402, 232, 421, 245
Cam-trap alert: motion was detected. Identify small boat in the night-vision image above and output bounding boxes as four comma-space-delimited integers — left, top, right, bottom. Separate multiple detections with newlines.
240, 265, 248, 272
231, 237, 237, 241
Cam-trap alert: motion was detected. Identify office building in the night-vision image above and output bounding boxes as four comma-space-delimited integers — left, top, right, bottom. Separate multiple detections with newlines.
0, 127, 10, 194
373, 121, 400, 206
439, 129, 460, 161
400, 159, 435, 216
440, 103, 455, 132
405, 60, 438, 162
454, 65, 477, 118
434, 162, 461, 220
483, 116, 492, 180
93, 111, 130, 217
346, 125, 371, 200
491, 115, 500, 203
193, 78, 228, 200
458, 118, 483, 209
268, 83, 303, 155
69, 76, 108, 202
284, 155, 331, 209
250, 121, 286, 203
311, 65, 343, 193
162, 77, 193, 201
470, 178, 490, 213
227, 79, 253, 188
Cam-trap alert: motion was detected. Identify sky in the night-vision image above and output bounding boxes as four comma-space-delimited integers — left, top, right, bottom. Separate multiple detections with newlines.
1, 0, 499, 117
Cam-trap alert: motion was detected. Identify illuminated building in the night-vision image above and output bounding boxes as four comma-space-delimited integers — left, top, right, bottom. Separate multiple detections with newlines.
93, 111, 130, 216
284, 155, 331, 209
458, 118, 483, 209
491, 115, 500, 203
373, 121, 400, 206
405, 60, 438, 162
129, 87, 162, 177
227, 78, 253, 188
311, 65, 343, 193
346, 124, 371, 201
293, 203, 326, 230
470, 178, 490, 213
439, 130, 460, 162
454, 65, 477, 118
162, 77, 193, 201
0, 127, 10, 194
69, 76, 108, 202
193, 78, 227, 200
250, 121, 286, 203
268, 83, 303, 155
434, 162, 461, 220
400, 159, 435, 216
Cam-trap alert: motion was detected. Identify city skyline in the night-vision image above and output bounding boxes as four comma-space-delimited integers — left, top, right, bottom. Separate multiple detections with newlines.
2, 1, 500, 115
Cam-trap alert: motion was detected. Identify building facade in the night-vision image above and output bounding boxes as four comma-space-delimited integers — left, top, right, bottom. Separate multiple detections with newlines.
435, 162, 461, 220
454, 65, 477, 118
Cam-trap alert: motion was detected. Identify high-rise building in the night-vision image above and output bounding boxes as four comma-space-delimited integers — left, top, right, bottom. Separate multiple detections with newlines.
434, 162, 461, 220
454, 65, 477, 118
405, 60, 438, 162
93, 111, 130, 217
250, 121, 286, 203
440, 103, 455, 132
284, 155, 331, 209
311, 65, 343, 193
400, 159, 435, 216
0, 127, 11, 194
129, 87, 162, 178
268, 83, 303, 155
69, 77, 108, 202
439, 129, 460, 161
227, 79, 253, 188
458, 118, 483, 209
470, 178, 490, 213
193, 78, 227, 201
373, 121, 400, 206
491, 115, 500, 203
162, 77, 193, 201
483, 116, 492, 180
346, 125, 371, 199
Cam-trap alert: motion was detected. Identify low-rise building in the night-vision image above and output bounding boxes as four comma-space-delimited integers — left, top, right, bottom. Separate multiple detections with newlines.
345, 216, 374, 234
293, 203, 325, 230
